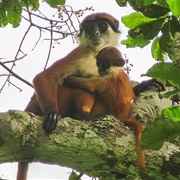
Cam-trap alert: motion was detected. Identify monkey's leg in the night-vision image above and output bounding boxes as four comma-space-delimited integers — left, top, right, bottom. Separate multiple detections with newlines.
25, 93, 43, 115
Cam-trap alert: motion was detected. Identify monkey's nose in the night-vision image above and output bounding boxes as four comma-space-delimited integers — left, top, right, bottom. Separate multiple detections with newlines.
92, 28, 101, 37
93, 31, 100, 37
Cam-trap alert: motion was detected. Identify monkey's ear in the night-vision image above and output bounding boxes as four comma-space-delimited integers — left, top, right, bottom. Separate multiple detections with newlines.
114, 19, 119, 30
78, 23, 83, 37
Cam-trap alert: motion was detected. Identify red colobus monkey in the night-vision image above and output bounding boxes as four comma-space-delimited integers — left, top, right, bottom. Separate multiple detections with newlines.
18, 12, 163, 179
64, 46, 146, 172
17, 11, 167, 178
17, 12, 121, 180
33, 13, 120, 133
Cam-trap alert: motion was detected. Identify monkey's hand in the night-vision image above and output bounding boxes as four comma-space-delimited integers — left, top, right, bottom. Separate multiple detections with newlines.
42, 112, 60, 134
64, 76, 81, 88
133, 79, 165, 96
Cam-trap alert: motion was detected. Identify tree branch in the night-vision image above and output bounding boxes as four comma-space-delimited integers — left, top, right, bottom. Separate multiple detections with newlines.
0, 89, 179, 179
0, 61, 33, 89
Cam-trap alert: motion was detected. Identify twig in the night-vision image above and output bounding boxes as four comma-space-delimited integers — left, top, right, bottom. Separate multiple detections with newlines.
44, 20, 53, 69
14, 25, 32, 61
1, 54, 27, 64
31, 28, 42, 51
0, 24, 32, 93
0, 62, 33, 89
7, 79, 23, 92
0, 2, 33, 92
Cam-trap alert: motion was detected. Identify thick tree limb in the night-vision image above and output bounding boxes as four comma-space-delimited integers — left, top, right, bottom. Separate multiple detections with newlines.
0, 89, 179, 179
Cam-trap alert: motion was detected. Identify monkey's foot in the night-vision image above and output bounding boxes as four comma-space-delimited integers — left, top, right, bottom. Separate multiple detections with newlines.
42, 112, 60, 134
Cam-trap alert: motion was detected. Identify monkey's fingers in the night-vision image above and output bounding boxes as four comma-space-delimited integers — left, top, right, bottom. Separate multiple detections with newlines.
151, 79, 166, 91
42, 112, 60, 134
133, 79, 165, 96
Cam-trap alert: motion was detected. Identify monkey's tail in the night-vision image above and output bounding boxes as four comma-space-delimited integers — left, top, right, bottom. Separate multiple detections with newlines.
16, 162, 29, 180
122, 119, 146, 173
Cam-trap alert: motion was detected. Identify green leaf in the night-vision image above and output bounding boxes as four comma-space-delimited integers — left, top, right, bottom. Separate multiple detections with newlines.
145, 63, 180, 84
159, 89, 180, 99
151, 37, 167, 61
7, 8, 22, 27
166, 0, 180, 18
141, 117, 180, 150
163, 106, 180, 118
0, 0, 25, 27
0, 0, 41, 28
116, 0, 127, 7
0, 0, 16, 10
20, 0, 39, 10
157, 0, 170, 7
45, 0, 66, 8
121, 34, 150, 48
129, 19, 165, 40
140, 4, 170, 18
121, 12, 157, 29
0, 10, 8, 27
69, 171, 82, 180
136, 0, 156, 6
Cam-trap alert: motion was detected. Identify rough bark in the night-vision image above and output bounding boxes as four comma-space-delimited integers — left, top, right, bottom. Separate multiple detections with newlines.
169, 32, 180, 69
0, 89, 179, 179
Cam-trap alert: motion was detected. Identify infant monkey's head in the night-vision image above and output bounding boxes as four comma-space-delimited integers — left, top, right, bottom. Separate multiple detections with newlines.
96, 46, 125, 76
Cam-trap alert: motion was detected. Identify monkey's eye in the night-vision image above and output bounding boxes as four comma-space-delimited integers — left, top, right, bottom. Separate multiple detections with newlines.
98, 21, 108, 33
82, 20, 108, 35
97, 61, 110, 70
83, 21, 94, 34
102, 62, 110, 69
96, 61, 100, 67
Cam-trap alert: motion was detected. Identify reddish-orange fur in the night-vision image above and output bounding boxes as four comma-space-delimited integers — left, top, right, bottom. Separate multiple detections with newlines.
25, 87, 95, 119
65, 70, 146, 172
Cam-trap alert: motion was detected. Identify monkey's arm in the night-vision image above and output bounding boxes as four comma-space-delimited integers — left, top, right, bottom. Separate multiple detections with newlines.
64, 76, 103, 93
33, 71, 59, 133
65, 77, 165, 97
33, 53, 80, 133
133, 79, 165, 96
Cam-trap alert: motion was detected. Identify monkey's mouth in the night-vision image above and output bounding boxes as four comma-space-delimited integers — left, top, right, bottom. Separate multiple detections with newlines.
91, 38, 102, 45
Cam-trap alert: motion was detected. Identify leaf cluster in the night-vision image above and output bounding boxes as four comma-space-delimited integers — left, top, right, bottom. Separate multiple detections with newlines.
0, 0, 65, 27
118, 0, 180, 61
141, 106, 180, 150
141, 63, 180, 150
